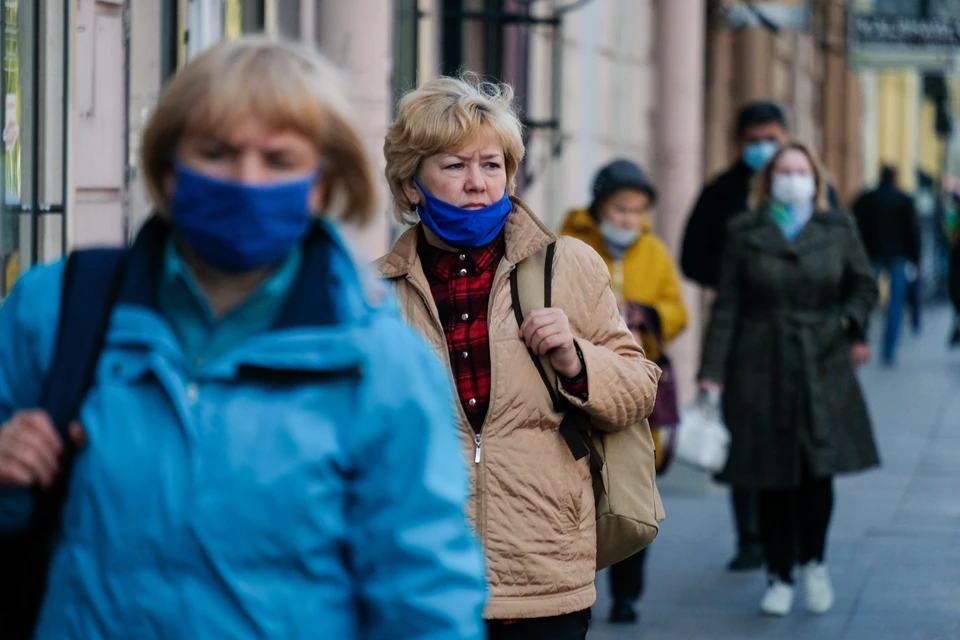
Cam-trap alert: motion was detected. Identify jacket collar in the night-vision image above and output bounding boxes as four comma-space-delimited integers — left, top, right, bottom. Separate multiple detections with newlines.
379, 196, 557, 279
721, 160, 755, 183
118, 216, 380, 329
741, 207, 835, 257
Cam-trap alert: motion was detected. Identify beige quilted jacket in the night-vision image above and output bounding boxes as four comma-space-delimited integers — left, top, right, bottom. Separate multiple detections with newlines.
377, 199, 660, 619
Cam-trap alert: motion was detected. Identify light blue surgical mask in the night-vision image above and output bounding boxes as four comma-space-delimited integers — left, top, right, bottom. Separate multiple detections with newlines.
742, 141, 780, 172
414, 178, 512, 249
599, 220, 640, 258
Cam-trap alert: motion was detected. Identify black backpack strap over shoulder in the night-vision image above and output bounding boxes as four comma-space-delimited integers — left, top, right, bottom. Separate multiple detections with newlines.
510, 242, 559, 407
0, 247, 128, 639
42, 248, 130, 438
510, 242, 593, 464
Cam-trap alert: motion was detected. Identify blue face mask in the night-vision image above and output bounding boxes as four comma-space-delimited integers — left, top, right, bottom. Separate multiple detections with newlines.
169, 163, 315, 273
742, 140, 780, 172
414, 178, 512, 249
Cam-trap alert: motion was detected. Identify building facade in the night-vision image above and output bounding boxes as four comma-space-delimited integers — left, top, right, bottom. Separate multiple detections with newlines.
3, 0, 393, 296
13, 0, 882, 399
393, 0, 706, 397
704, 0, 864, 204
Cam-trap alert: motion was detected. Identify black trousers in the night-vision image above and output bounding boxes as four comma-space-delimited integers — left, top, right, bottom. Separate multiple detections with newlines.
731, 486, 761, 550
608, 547, 648, 603
486, 610, 591, 640
758, 474, 834, 583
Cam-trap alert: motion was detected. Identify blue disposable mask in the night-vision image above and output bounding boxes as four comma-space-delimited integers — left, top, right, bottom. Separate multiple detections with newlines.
414, 178, 512, 249
169, 163, 315, 272
742, 141, 779, 171
599, 220, 640, 258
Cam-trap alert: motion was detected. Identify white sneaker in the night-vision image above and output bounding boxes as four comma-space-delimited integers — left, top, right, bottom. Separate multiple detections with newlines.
760, 579, 794, 616
802, 561, 835, 614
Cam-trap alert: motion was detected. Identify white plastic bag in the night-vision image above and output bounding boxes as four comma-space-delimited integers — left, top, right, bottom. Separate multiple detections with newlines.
675, 389, 730, 473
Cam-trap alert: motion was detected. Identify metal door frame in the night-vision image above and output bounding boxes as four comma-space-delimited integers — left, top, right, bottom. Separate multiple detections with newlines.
0, 0, 71, 278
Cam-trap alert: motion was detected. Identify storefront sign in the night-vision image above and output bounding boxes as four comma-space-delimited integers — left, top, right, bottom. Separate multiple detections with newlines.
849, 12, 960, 70
724, 1, 810, 30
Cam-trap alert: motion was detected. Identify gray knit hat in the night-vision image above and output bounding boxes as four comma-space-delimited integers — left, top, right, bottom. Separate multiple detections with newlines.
591, 159, 658, 208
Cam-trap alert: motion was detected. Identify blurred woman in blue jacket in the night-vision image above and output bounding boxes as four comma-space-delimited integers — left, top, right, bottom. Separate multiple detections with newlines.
0, 37, 485, 639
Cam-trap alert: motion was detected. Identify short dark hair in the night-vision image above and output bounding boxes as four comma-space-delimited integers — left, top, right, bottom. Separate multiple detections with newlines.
735, 101, 787, 138
880, 165, 898, 184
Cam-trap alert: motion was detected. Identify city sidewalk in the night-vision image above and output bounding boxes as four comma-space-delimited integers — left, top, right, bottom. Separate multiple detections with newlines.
591, 305, 960, 640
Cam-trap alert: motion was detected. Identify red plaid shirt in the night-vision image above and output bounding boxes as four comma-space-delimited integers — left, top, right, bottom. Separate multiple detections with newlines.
418, 231, 587, 434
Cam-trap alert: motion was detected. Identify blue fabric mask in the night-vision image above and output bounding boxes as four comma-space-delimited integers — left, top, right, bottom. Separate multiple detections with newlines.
170, 164, 315, 273
414, 178, 512, 249
742, 141, 780, 172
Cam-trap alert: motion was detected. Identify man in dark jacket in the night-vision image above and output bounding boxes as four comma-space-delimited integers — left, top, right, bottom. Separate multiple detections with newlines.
852, 165, 921, 366
680, 101, 837, 573
681, 102, 839, 287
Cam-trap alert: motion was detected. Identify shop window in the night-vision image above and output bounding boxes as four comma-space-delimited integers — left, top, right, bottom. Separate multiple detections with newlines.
394, 0, 420, 108
225, 0, 243, 38
164, 0, 266, 79
0, 0, 69, 294
225, 0, 265, 38
0, 0, 75, 294
0, 0, 31, 292
438, 0, 554, 194
440, 0, 529, 84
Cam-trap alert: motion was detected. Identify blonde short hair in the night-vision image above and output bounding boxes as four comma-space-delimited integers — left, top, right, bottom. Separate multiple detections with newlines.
141, 36, 377, 224
384, 74, 526, 223
749, 140, 831, 211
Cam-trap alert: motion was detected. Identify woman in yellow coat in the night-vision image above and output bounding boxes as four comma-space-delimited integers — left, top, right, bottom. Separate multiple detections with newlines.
560, 158, 688, 626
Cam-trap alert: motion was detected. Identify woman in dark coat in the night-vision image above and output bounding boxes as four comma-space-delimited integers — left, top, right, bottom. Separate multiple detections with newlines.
698, 141, 879, 618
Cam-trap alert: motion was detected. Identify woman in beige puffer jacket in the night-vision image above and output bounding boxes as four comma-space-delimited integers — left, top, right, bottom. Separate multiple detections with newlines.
376, 75, 660, 640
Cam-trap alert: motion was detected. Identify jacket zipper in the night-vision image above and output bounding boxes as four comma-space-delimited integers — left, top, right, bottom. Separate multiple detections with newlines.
404, 259, 515, 548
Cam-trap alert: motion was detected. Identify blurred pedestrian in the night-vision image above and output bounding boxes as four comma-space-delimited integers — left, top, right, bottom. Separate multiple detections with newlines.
681, 101, 785, 572
950, 227, 960, 322
681, 102, 842, 292
943, 193, 960, 347
852, 165, 921, 366
905, 262, 922, 335
0, 37, 486, 639
682, 102, 844, 573
379, 75, 661, 640
560, 159, 687, 625
698, 141, 880, 617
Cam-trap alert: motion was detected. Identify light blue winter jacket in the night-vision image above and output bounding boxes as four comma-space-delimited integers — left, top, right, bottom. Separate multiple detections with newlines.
0, 218, 487, 639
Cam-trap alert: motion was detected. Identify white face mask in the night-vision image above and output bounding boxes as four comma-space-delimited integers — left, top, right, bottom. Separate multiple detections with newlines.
599, 220, 640, 252
771, 173, 817, 206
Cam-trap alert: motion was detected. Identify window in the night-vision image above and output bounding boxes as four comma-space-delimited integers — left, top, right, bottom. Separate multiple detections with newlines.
874, 0, 923, 16
438, 0, 553, 194
394, 0, 420, 108
0, 0, 69, 294
163, 0, 266, 80
0, 0, 34, 292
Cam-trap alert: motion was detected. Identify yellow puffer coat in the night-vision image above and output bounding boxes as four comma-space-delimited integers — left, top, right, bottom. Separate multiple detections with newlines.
561, 209, 687, 463
560, 209, 688, 344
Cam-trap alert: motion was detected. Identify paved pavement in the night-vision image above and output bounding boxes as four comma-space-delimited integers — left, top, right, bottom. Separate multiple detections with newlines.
590, 305, 960, 640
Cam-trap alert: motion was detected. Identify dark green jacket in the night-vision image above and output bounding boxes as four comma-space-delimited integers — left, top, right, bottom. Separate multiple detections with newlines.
699, 208, 880, 488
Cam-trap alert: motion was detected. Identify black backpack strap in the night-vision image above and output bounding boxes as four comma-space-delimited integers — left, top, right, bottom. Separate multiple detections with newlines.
510, 242, 594, 464
41, 248, 130, 439
6, 248, 129, 638
510, 243, 561, 408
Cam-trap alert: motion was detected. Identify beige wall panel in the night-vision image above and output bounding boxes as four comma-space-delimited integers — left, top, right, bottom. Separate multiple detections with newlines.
73, 199, 125, 248
74, 11, 125, 190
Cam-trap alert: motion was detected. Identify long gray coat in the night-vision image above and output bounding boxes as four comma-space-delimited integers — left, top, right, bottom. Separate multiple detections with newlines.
699, 208, 880, 489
